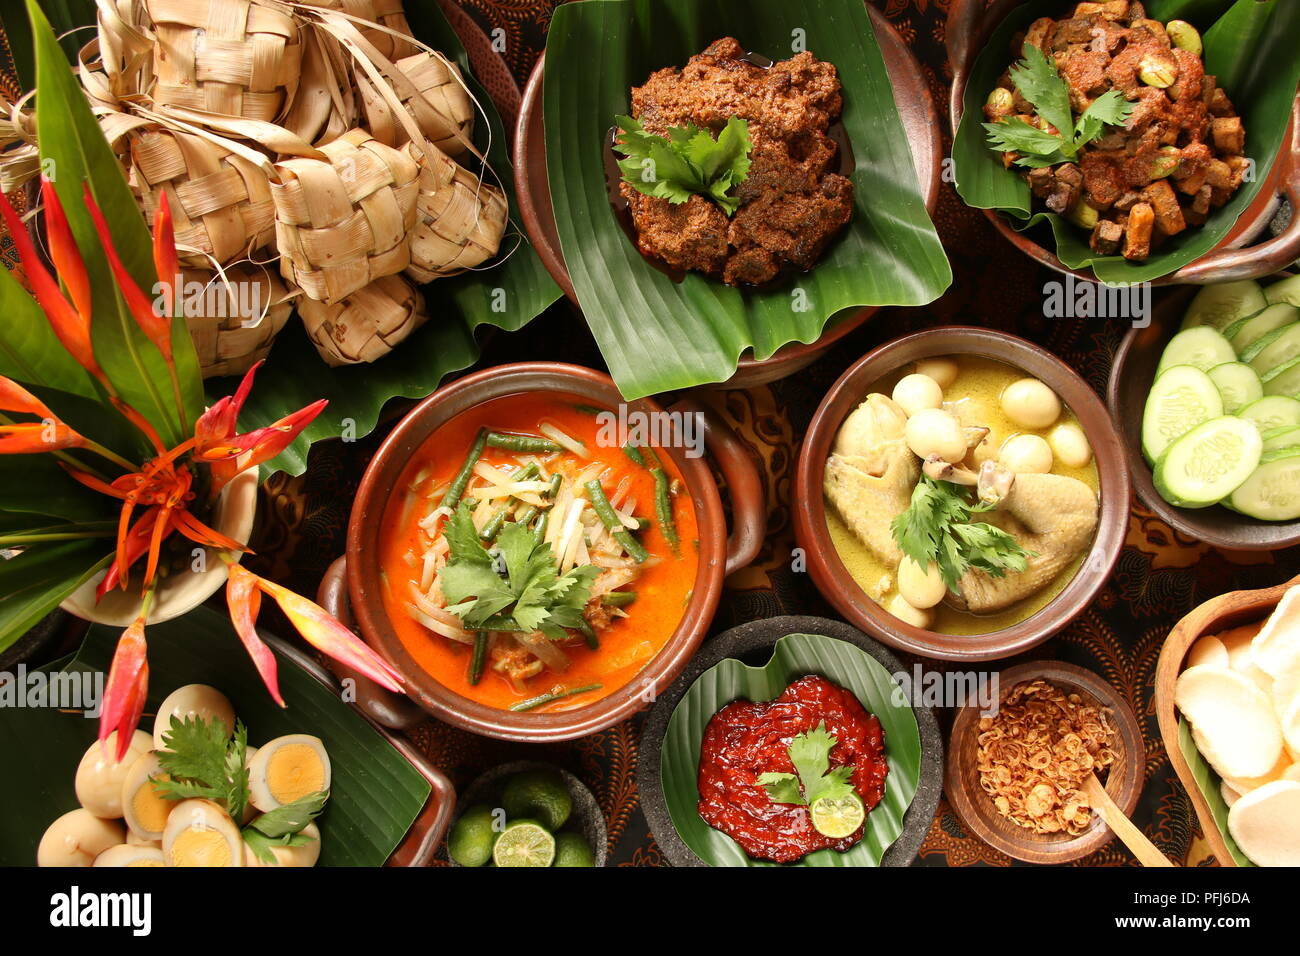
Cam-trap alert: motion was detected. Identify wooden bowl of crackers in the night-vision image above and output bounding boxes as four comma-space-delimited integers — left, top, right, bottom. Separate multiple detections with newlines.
945, 661, 1146, 864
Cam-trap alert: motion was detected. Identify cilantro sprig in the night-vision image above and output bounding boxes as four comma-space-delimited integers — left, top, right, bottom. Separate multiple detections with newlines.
613, 115, 753, 215
890, 477, 1034, 595
983, 44, 1133, 168
758, 722, 858, 807
155, 715, 250, 822
441, 503, 599, 638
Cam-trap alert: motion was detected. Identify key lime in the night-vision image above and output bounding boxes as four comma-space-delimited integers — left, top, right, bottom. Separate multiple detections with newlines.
502, 770, 572, 831
810, 794, 865, 839
448, 803, 498, 867
492, 819, 556, 867
553, 831, 596, 867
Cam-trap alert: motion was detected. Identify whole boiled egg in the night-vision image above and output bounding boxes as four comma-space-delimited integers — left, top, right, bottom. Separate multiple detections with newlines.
243, 821, 322, 868
74, 730, 152, 818
37, 809, 124, 867
153, 684, 235, 749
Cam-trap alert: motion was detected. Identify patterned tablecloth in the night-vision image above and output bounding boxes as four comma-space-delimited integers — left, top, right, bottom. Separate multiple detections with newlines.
7, 0, 1300, 866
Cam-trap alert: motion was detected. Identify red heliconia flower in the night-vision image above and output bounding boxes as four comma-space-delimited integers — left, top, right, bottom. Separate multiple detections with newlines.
0, 186, 101, 380
0, 375, 86, 453
100, 613, 149, 761
152, 191, 181, 324
225, 563, 285, 707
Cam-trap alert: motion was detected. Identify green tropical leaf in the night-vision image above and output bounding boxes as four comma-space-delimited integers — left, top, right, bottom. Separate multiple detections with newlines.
28, 0, 204, 445
0, 455, 112, 524
0, 606, 431, 865
221, 0, 560, 478
660, 633, 921, 867
0, 541, 110, 654
0, 268, 98, 401
951, 0, 1300, 284
1176, 717, 1253, 866
543, 0, 951, 399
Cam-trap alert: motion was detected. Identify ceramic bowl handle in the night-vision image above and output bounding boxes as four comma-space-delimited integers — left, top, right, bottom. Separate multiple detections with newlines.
317, 556, 427, 732
668, 397, 765, 577
1175, 105, 1300, 283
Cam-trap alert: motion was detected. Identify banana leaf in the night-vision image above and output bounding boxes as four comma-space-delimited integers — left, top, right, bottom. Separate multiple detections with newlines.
0, 605, 431, 866
660, 632, 920, 867
1176, 717, 1253, 866
216, 0, 561, 478
543, 0, 952, 399
951, 0, 1300, 284
0, 542, 108, 655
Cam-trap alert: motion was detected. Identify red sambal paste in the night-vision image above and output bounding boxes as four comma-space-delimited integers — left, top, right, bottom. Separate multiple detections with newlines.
696, 674, 888, 862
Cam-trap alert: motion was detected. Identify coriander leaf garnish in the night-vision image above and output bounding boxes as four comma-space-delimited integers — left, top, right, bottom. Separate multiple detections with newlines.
890, 477, 1035, 594
614, 115, 753, 215
758, 722, 857, 807
154, 715, 250, 820
983, 43, 1133, 168
441, 503, 600, 634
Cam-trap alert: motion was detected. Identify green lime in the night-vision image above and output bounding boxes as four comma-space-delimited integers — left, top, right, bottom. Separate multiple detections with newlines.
492, 819, 556, 868
448, 803, 498, 867
502, 770, 572, 831
553, 831, 595, 867
810, 793, 865, 839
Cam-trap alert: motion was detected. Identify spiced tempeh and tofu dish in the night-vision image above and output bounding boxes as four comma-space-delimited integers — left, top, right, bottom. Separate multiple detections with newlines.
982, 1, 1248, 262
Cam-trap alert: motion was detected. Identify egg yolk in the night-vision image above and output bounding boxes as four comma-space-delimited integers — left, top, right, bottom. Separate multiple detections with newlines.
267, 745, 325, 804
169, 827, 232, 867
127, 859, 165, 867
131, 779, 171, 835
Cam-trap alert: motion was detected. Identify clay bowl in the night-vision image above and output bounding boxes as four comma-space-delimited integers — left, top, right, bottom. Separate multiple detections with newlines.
1154, 573, 1300, 868
513, 3, 944, 389
639, 615, 943, 867
946, 660, 1146, 864
450, 760, 608, 866
793, 327, 1131, 662
1108, 283, 1300, 551
317, 361, 766, 742
946, 0, 1300, 286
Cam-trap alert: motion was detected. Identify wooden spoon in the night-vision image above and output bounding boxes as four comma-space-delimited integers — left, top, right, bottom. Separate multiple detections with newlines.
1083, 773, 1176, 867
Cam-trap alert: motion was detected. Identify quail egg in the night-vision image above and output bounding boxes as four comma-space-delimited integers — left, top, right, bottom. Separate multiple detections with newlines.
247, 735, 331, 812
74, 730, 152, 818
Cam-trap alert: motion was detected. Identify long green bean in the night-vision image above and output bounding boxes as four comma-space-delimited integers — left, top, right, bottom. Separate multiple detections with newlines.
510, 683, 603, 712
545, 473, 562, 499
514, 505, 538, 526
622, 443, 645, 466
486, 432, 562, 453
532, 510, 549, 546
444, 428, 487, 510
652, 467, 679, 555
479, 506, 509, 541
600, 590, 637, 607
515, 462, 540, 481
585, 479, 648, 563
468, 632, 488, 685
575, 617, 599, 650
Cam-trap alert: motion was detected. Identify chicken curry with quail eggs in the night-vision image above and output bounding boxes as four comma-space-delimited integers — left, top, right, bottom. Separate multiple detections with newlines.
824, 357, 1100, 635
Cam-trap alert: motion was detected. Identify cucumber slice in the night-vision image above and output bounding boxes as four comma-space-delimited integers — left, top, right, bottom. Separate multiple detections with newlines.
1262, 425, 1300, 451
1207, 362, 1264, 414
1224, 303, 1299, 355
1181, 280, 1267, 331
1247, 323, 1300, 376
1157, 327, 1237, 376
1264, 274, 1300, 308
1141, 365, 1223, 464
1238, 395, 1300, 433
1228, 448, 1300, 521
1263, 357, 1300, 398
1153, 417, 1263, 508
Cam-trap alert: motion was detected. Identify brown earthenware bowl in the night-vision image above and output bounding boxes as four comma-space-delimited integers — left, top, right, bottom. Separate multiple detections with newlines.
317, 362, 766, 742
946, 660, 1146, 864
1154, 573, 1300, 868
946, 0, 1300, 285
513, 3, 944, 389
792, 327, 1131, 661
1107, 282, 1300, 551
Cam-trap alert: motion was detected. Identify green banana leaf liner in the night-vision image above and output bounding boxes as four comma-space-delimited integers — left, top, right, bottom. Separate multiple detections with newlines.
543, 0, 952, 399
660, 633, 921, 867
951, 0, 1300, 284
0, 606, 431, 866
1177, 717, 1253, 866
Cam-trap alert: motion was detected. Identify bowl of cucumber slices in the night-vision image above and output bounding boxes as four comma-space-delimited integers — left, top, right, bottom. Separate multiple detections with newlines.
1108, 274, 1300, 550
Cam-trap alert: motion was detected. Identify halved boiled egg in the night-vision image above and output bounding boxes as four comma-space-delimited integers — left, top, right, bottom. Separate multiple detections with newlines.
74, 730, 152, 818
93, 844, 165, 867
243, 821, 322, 868
37, 809, 124, 866
120, 751, 172, 841
153, 684, 235, 749
247, 735, 331, 812
162, 799, 243, 867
